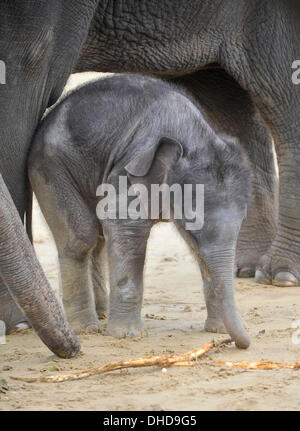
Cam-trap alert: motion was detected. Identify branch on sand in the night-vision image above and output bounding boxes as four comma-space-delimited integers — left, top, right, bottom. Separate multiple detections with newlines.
217, 361, 300, 370
10, 338, 232, 383
11, 337, 300, 384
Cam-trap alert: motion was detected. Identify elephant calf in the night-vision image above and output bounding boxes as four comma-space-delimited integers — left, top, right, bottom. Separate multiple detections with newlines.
29, 74, 252, 348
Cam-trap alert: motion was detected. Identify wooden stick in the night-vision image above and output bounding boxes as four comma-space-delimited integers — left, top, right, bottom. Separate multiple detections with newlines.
167, 361, 195, 367
217, 361, 300, 370
10, 338, 232, 383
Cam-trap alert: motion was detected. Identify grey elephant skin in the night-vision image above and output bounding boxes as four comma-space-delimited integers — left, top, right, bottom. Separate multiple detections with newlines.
0, 1, 100, 357
28, 74, 252, 349
75, 0, 300, 287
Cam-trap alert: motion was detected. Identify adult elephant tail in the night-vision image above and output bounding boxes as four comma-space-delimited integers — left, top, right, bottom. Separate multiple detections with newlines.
0, 174, 80, 358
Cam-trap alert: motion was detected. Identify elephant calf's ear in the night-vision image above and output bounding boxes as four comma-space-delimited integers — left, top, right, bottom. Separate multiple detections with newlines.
125, 137, 183, 181
125, 144, 158, 177
125, 137, 183, 220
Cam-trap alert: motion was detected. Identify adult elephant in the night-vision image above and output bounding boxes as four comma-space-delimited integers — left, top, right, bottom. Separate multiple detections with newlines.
75, 0, 300, 287
0, 0, 99, 356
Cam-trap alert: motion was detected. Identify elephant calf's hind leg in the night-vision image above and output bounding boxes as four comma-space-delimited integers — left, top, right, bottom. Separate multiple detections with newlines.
30, 168, 100, 333
90, 237, 108, 319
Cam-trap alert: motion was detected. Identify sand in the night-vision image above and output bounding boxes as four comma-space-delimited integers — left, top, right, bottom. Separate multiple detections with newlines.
0, 74, 300, 411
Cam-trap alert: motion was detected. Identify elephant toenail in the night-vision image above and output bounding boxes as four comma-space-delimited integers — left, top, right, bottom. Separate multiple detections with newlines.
255, 269, 272, 285
273, 272, 299, 287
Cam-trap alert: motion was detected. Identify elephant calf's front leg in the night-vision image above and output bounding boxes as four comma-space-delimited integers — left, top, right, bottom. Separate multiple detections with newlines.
103, 220, 152, 339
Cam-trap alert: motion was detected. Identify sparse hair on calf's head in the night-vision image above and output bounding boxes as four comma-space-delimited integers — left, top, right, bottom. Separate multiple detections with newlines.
183, 131, 253, 212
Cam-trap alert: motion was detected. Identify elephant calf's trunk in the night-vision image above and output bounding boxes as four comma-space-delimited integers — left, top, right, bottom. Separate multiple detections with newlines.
221, 298, 250, 349
208, 252, 250, 349
0, 175, 80, 358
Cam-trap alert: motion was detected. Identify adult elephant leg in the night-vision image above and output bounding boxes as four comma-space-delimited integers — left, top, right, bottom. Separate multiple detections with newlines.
0, 174, 80, 357
174, 69, 278, 277
0, 0, 99, 336
255, 108, 300, 286
223, 7, 300, 286
0, 72, 57, 332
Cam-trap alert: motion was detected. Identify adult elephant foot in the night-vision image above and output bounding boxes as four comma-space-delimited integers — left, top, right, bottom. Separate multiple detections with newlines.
236, 221, 276, 278
0, 287, 30, 333
236, 182, 278, 278
255, 250, 300, 287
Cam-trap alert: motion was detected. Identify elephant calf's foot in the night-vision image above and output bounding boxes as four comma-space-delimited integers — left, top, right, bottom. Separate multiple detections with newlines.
255, 251, 300, 287
106, 316, 144, 339
204, 318, 227, 334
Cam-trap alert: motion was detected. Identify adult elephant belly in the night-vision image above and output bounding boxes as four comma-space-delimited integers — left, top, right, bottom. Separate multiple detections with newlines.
74, 0, 222, 75
75, 0, 300, 286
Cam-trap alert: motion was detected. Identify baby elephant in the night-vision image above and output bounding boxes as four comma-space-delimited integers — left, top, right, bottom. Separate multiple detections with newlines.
29, 74, 252, 348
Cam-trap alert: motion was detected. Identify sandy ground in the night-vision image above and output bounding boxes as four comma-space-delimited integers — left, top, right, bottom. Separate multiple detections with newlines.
1, 74, 300, 411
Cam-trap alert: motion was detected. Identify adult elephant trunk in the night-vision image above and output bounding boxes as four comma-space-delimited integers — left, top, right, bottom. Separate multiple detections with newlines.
203, 248, 250, 349
0, 174, 80, 358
